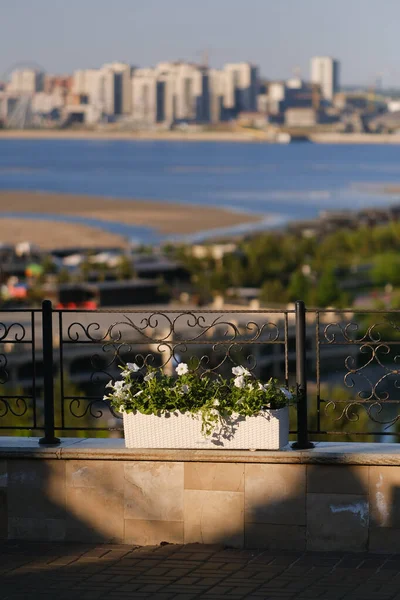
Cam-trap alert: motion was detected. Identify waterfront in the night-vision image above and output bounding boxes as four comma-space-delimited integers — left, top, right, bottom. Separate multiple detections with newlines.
1, 139, 400, 245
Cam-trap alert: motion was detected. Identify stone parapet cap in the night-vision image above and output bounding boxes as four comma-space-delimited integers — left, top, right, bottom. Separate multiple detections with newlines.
0, 437, 400, 465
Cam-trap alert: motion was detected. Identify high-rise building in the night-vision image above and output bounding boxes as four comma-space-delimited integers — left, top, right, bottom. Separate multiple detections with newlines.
72, 59, 261, 125
157, 62, 210, 123
267, 82, 286, 115
44, 75, 72, 95
132, 62, 211, 126
223, 63, 259, 115
311, 57, 339, 101
72, 69, 104, 107
102, 62, 133, 115
72, 63, 133, 117
32, 90, 65, 114
155, 64, 176, 125
8, 69, 44, 94
209, 69, 226, 123
0, 91, 7, 121
174, 63, 210, 122
131, 68, 159, 124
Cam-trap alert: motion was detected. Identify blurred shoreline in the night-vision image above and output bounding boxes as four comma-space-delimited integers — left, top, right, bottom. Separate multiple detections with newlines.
0, 129, 264, 143
1, 130, 400, 144
0, 191, 263, 248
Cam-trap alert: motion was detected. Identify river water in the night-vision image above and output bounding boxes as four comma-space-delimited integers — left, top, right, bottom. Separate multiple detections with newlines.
1, 139, 400, 243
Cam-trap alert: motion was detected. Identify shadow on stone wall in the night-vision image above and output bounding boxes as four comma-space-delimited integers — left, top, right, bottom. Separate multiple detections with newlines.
2, 450, 400, 553
2, 458, 114, 543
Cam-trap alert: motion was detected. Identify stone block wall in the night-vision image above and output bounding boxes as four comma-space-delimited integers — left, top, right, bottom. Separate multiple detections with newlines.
1, 449, 400, 552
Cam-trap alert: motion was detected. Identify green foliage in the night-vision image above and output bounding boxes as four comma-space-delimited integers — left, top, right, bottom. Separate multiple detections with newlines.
96, 263, 108, 282
170, 219, 400, 309
41, 255, 56, 275
308, 383, 382, 443
79, 259, 91, 282
371, 253, 400, 286
259, 280, 288, 304
104, 362, 292, 437
117, 256, 135, 280
57, 268, 71, 284
288, 270, 310, 303
26, 286, 45, 306
315, 265, 341, 307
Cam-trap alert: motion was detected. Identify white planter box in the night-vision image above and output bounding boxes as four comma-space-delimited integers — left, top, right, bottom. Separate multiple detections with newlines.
123, 406, 289, 450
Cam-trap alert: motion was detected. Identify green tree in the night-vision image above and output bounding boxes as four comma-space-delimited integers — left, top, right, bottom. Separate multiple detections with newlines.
117, 256, 135, 280
288, 270, 310, 303
259, 280, 288, 305
41, 254, 56, 275
371, 253, 400, 287
57, 268, 71, 284
315, 266, 341, 307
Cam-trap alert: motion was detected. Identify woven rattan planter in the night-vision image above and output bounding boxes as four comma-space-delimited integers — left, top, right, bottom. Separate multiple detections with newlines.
122, 406, 289, 450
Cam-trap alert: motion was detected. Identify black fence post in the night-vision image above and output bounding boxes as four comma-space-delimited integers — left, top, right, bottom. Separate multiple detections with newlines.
292, 300, 314, 450
39, 300, 60, 445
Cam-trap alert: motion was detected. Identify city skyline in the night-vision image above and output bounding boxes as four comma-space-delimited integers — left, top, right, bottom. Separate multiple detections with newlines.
2, 0, 400, 88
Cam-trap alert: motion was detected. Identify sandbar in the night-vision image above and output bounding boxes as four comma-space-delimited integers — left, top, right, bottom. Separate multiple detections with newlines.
0, 218, 131, 249
0, 191, 262, 247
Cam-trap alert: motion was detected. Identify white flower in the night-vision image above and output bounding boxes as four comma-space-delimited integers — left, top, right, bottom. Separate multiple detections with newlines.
112, 380, 128, 399
232, 366, 251, 377
181, 384, 190, 394
134, 390, 144, 397
105, 380, 114, 389
258, 382, 271, 392
176, 363, 189, 376
213, 399, 220, 407
103, 394, 110, 401
121, 362, 140, 377
234, 375, 246, 389
232, 366, 243, 376
247, 383, 254, 391
144, 372, 156, 382
280, 388, 293, 400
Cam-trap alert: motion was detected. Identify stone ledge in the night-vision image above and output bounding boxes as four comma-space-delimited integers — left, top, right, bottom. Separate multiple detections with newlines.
0, 438, 400, 465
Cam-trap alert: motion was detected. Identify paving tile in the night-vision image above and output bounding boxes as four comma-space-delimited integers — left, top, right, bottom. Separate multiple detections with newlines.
246, 523, 306, 551
4, 539, 400, 600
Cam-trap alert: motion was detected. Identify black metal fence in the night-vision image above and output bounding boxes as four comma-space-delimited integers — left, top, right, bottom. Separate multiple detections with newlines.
2, 300, 400, 446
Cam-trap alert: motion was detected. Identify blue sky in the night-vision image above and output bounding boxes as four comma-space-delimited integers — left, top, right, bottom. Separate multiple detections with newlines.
2, 0, 399, 87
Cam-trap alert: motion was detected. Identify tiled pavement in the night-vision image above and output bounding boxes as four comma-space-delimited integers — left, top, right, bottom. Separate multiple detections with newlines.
2, 542, 400, 600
